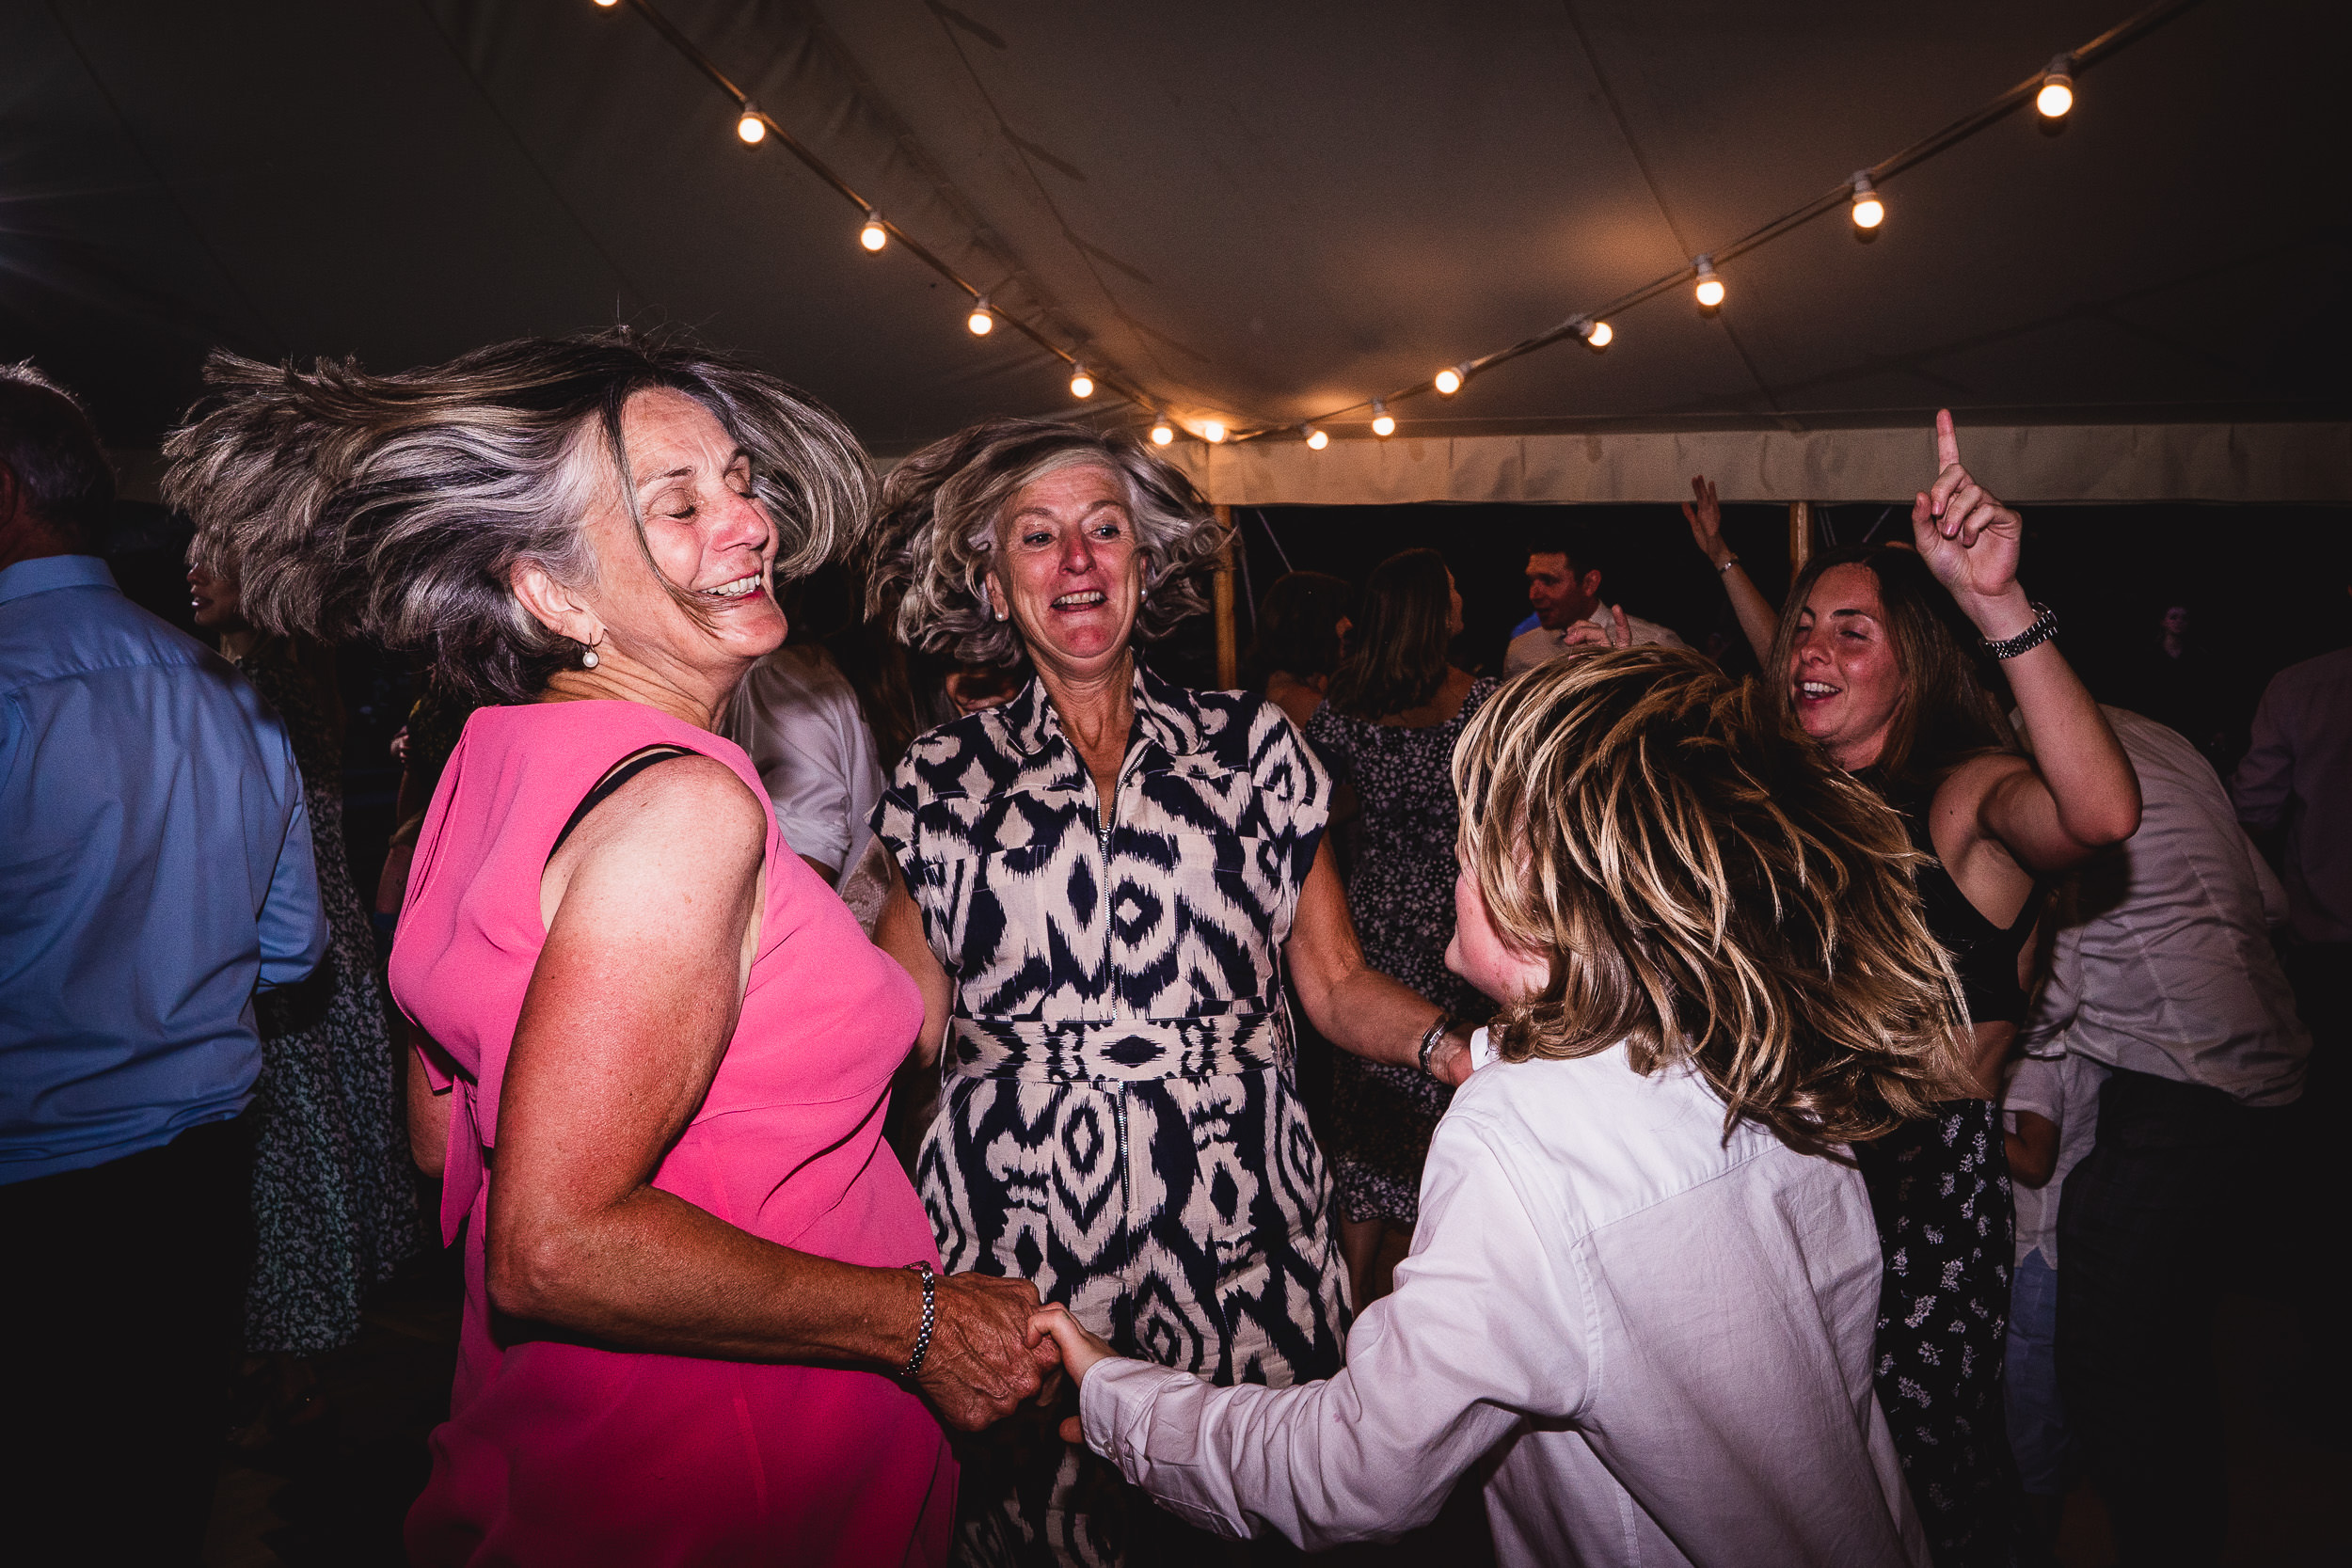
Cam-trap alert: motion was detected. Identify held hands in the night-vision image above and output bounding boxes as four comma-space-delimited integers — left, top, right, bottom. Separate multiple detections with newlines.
1913, 410, 2035, 639
1028, 1303, 1119, 1445
1682, 475, 1730, 565
914, 1271, 1066, 1431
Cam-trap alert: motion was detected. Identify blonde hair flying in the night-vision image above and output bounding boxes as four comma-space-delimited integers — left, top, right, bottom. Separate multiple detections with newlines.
1454, 647, 1973, 1153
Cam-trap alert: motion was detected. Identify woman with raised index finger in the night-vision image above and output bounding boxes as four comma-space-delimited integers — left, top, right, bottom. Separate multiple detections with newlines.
165, 330, 1061, 1567
866, 418, 1477, 1566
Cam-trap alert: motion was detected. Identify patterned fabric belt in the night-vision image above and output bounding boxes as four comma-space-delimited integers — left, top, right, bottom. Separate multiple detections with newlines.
946, 1010, 1288, 1084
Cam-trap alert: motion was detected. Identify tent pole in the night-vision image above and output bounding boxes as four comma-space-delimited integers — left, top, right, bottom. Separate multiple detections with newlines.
1212, 506, 1240, 689
1788, 501, 1813, 573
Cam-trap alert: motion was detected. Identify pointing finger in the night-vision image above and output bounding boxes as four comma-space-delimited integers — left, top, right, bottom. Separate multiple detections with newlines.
1935, 408, 1961, 472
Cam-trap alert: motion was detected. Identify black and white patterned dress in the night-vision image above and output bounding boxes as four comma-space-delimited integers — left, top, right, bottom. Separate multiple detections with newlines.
875, 663, 1348, 1567
1304, 679, 1499, 1225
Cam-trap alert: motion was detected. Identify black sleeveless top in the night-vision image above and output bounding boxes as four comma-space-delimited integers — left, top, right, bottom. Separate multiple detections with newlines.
1866, 769, 2035, 1026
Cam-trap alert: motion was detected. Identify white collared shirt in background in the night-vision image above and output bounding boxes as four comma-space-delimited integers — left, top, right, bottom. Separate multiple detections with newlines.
1503, 606, 1686, 675
2025, 706, 2308, 1106
1078, 1038, 1927, 1567
726, 643, 883, 890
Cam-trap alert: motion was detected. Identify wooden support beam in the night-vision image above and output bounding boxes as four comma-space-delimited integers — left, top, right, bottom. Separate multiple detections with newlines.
1212, 505, 1240, 689
1788, 500, 1813, 574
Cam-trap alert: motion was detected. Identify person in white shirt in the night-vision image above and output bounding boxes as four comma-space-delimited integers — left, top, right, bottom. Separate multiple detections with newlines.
1502, 522, 1685, 675
727, 640, 887, 923
2019, 704, 2307, 1566
1031, 646, 1979, 1567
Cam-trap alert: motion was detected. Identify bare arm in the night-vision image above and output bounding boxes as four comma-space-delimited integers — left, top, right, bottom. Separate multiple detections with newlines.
2005, 1109, 2059, 1188
875, 861, 955, 1069
488, 756, 1050, 1428
1283, 836, 1471, 1085
1915, 411, 2139, 871
1683, 475, 1780, 665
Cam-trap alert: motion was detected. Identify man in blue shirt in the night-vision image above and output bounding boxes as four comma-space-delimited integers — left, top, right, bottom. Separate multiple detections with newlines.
0, 364, 326, 1561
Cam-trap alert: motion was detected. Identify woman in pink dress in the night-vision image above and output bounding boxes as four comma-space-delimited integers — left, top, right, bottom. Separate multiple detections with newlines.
166, 331, 1062, 1566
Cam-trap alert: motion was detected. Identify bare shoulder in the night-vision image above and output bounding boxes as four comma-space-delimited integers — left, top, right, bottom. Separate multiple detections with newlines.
550, 752, 767, 884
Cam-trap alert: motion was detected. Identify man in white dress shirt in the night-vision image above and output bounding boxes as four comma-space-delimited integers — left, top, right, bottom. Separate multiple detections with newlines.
1502, 522, 1685, 676
2022, 705, 2308, 1566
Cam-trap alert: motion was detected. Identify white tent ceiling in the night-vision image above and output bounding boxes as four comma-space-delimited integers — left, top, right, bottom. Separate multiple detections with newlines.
8, 0, 2346, 501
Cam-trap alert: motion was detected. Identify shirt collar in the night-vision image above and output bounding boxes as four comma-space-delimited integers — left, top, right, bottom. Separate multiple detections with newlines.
0, 554, 116, 608
999, 659, 1204, 761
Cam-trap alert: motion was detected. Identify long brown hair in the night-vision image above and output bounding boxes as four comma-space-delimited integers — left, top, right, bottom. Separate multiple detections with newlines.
1327, 547, 1453, 720
1454, 647, 1974, 1154
1765, 543, 2014, 794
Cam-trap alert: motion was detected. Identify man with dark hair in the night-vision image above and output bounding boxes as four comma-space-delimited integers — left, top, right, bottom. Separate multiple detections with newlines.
1503, 519, 1685, 675
0, 362, 326, 1560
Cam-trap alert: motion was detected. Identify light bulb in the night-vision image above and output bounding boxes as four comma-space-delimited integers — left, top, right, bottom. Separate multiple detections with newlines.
1150, 420, 1174, 445
2036, 56, 2074, 119
1069, 366, 1094, 400
859, 212, 887, 251
737, 107, 767, 145
1201, 420, 1227, 443
1434, 365, 1466, 397
1575, 317, 1613, 350
966, 298, 993, 336
1850, 174, 1884, 230
593, 0, 619, 8
1693, 256, 1724, 309
1305, 426, 1329, 451
1371, 399, 1394, 438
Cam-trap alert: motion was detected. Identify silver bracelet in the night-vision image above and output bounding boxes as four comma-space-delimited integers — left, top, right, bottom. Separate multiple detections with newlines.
899, 1259, 937, 1382
1982, 601, 2058, 660
1418, 1013, 1454, 1078
1715, 554, 1741, 574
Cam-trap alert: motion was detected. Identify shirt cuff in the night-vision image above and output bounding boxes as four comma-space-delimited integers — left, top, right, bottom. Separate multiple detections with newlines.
1079, 1358, 1248, 1538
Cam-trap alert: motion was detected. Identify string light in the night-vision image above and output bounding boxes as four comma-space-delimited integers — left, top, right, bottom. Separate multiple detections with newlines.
966, 297, 993, 336
1693, 256, 1724, 309
1069, 365, 1094, 399
2036, 55, 2075, 119
1303, 425, 1329, 450
1201, 420, 1227, 443
593, 0, 619, 8
736, 105, 767, 145
1850, 174, 1884, 230
859, 211, 888, 251
1370, 399, 1394, 437
1573, 316, 1613, 350
1433, 364, 1468, 397
1150, 418, 1174, 445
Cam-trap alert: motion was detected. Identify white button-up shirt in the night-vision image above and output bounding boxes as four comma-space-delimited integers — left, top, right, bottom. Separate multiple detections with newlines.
1079, 1038, 1927, 1567
725, 643, 883, 889
2027, 707, 2308, 1106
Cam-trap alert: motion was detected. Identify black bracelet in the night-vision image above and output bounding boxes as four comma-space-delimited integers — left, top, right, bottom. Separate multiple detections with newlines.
899, 1259, 937, 1382
1982, 601, 2058, 660
1418, 1013, 1454, 1078
1714, 554, 1741, 574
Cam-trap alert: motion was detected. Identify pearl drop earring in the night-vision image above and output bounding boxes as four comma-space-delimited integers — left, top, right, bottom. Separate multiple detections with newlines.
580, 642, 599, 670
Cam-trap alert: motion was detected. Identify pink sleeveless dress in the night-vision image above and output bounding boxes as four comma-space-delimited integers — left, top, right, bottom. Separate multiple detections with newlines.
389, 700, 953, 1567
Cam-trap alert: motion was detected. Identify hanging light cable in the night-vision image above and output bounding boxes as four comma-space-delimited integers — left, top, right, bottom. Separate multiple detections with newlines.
1693, 256, 1724, 309
1370, 399, 1394, 437
966, 297, 993, 336
1069, 365, 1095, 399
1850, 174, 1885, 230
2037, 55, 2076, 119
859, 211, 888, 251
736, 104, 767, 144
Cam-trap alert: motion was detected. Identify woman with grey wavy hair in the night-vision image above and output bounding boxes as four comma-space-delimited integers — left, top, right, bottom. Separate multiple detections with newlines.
867, 417, 1477, 1566
165, 331, 1059, 1566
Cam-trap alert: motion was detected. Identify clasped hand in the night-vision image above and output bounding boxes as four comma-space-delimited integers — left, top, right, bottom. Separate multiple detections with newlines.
915, 1271, 1067, 1431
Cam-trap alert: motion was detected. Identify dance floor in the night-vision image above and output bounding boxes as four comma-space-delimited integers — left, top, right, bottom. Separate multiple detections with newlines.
203, 1253, 2346, 1566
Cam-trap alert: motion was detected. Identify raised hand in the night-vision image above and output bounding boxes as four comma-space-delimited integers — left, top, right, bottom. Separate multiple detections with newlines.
915, 1271, 1065, 1431
1911, 410, 2031, 633
1028, 1303, 1119, 1444
1682, 475, 1730, 566
1559, 604, 1633, 654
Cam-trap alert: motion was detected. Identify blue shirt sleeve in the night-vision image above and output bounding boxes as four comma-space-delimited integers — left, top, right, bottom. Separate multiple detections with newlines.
258, 790, 329, 990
